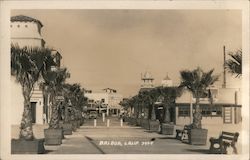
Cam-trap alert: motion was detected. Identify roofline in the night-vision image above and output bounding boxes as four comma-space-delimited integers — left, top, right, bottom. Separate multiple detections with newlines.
11, 15, 43, 27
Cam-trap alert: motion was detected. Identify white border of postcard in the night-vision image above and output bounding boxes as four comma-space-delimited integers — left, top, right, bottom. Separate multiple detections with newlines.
0, 1, 249, 160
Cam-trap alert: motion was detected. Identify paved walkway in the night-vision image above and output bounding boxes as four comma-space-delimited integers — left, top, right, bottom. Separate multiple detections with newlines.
11, 116, 242, 154
45, 117, 210, 154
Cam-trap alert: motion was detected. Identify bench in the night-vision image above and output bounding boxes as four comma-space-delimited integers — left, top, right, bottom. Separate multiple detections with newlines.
209, 131, 239, 154
176, 125, 192, 141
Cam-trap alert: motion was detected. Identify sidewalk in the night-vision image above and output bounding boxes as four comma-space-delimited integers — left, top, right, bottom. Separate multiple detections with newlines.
11, 118, 242, 154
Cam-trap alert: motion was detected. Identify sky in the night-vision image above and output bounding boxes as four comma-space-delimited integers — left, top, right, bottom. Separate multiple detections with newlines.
12, 10, 242, 97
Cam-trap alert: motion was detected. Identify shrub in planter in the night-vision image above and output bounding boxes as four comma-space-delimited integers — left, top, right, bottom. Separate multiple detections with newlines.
44, 128, 63, 145
11, 139, 45, 154
161, 123, 174, 135
44, 96, 65, 145
10, 46, 56, 154
180, 67, 218, 145
149, 120, 160, 132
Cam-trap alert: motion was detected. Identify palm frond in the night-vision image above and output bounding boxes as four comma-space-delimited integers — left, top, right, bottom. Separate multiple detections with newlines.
225, 49, 242, 77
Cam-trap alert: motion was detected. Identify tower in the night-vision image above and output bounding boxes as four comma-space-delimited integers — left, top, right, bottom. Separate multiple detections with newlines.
11, 15, 45, 48
161, 73, 173, 87
140, 71, 154, 90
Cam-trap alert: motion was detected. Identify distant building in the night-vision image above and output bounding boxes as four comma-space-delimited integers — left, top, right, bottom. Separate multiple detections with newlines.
85, 88, 123, 116
161, 73, 173, 87
140, 71, 154, 92
136, 71, 241, 125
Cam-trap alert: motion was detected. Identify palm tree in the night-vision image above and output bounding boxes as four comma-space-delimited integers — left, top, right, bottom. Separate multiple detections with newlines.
62, 83, 83, 123
142, 89, 160, 120
11, 44, 55, 140
180, 67, 219, 129
158, 86, 183, 123
225, 49, 242, 77
43, 68, 69, 129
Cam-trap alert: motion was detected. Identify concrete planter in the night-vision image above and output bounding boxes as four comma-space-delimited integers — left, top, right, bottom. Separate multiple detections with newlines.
161, 123, 174, 135
11, 139, 45, 154
71, 121, 77, 131
59, 121, 64, 128
129, 118, 137, 125
136, 118, 142, 126
149, 120, 160, 132
188, 128, 208, 145
77, 120, 80, 128
80, 119, 84, 126
44, 128, 63, 145
142, 119, 149, 130
62, 123, 73, 135
124, 117, 129, 122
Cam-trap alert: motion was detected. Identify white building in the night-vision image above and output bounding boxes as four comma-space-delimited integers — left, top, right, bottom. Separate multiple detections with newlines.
140, 71, 154, 93
11, 15, 45, 48
85, 88, 123, 116
161, 73, 173, 87
175, 86, 241, 125
11, 15, 58, 125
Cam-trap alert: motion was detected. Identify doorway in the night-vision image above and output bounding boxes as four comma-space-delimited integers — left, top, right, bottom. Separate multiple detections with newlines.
31, 102, 36, 123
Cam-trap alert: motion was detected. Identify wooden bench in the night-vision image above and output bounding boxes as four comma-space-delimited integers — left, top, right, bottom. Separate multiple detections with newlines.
209, 131, 239, 154
176, 125, 192, 141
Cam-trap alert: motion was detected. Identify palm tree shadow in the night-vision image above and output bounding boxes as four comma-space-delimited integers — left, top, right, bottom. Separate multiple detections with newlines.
157, 137, 176, 140
185, 149, 210, 154
143, 130, 158, 133
44, 150, 54, 154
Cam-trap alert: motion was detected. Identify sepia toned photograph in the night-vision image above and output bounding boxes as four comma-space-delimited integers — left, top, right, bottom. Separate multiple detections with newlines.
0, 1, 249, 160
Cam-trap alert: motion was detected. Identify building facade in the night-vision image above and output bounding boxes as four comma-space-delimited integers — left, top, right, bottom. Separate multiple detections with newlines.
175, 87, 241, 126
85, 88, 123, 116
135, 71, 242, 125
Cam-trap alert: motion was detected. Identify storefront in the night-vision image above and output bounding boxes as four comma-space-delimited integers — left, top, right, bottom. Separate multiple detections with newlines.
175, 87, 241, 126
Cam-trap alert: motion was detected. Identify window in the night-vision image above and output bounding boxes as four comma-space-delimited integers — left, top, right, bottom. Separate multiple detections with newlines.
178, 106, 190, 117
10, 25, 12, 28
25, 25, 28, 28
201, 106, 211, 117
201, 105, 222, 117
101, 99, 105, 103
17, 25, 20, 28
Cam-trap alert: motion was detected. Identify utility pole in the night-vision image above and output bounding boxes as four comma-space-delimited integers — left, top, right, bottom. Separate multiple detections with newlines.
222, 45, 226, 88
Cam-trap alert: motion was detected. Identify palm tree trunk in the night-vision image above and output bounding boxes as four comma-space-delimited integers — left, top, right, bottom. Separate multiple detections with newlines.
19, 85, 34, 140
151, 105, 156, 120
163, 105, 170, 123
192, 98, 202, 129
49, 95, 60, 129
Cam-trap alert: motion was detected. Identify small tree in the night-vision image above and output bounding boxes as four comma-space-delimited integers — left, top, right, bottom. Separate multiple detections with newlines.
180, 67, 219, 129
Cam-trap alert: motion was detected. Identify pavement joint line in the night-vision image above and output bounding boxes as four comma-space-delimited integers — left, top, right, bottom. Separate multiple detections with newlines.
85, 136, 106, 154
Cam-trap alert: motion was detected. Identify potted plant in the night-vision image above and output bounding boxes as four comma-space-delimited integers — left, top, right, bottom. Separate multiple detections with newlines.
142, 89, 160, 132
180, 67, 219, 145
60, 97, 73, 135
44, 68, 68, 145
157, 87, 183, 135
11, 45, 55, 153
